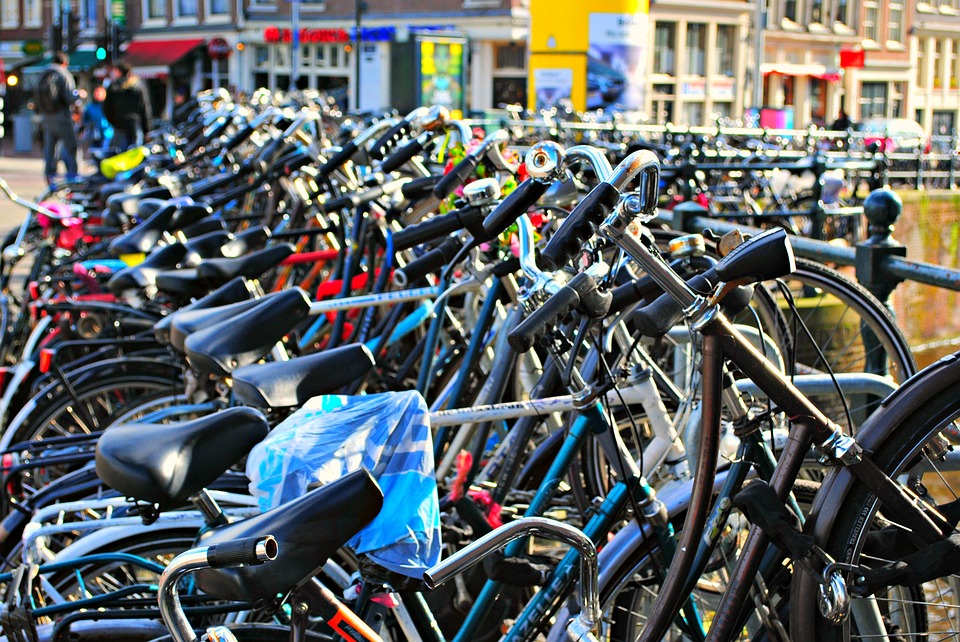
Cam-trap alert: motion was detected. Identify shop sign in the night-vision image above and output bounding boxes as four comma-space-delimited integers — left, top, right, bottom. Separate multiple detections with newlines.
208, 37, 232, 60
680, 79, 705, 98
263, 26, 396, 44
712, 78, 735, 100
21, 40, 44, 56
839, 49, 865, 69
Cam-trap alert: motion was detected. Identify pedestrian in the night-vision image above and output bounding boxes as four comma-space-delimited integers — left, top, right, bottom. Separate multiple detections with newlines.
103, 62, 152, 151
34, 52, 80, 185
81, 85, 113, 155
831, 108, 852, 131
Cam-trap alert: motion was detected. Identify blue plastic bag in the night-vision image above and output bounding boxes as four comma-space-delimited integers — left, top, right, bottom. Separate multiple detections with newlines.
246, 391, 440, 578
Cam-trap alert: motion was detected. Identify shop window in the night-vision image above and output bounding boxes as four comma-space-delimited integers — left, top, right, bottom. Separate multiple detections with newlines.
254, 71, 269, 89
682, 102, 704, 126
315, 46, 326, 67
330, 46, 340, 68
301, 45, 312, 67
715, 25, 735, 76
859, 82, 887, 119
209, 0, 229, 15
686, 24, 706, 76
653, 23, 675, 76
493, 77, 526, 108
254, 45, 270, 68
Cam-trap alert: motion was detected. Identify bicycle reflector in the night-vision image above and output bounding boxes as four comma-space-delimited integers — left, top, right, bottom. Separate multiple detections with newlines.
39, 348, 55, 374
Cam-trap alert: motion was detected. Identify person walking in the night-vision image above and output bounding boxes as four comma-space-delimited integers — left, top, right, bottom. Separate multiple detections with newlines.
34, 52, 80, 185
81, 85, 113, 155
103, 62, 152, 151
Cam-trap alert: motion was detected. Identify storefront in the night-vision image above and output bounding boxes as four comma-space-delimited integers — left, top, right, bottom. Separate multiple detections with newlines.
239, 16, 527, 114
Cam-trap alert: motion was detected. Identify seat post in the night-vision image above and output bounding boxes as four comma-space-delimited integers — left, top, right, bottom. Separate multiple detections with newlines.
192, 488, 228, 527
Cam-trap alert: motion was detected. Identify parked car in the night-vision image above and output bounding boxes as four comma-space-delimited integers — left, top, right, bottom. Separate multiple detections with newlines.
859, 117, 931, 154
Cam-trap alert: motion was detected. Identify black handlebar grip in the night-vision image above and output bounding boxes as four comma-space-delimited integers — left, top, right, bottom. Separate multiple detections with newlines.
223, 124, 256, 153
393, 205, 483, 251
401, 176, 442, 201
394, 236, 464, 287
482, 179, 550, 240
631, 271, 716, 338
508, 278, 584, 353
433, 154, 481, 200
569, 272, 612, 319
206, 535, 278, 569
540, 182, 621, 272
609, 276, 660, 315
318, 140, 359, 178
322, 184, 386, 212
282, 149, 315, 175
370, 120, 414, 160
381, 136, 427, 174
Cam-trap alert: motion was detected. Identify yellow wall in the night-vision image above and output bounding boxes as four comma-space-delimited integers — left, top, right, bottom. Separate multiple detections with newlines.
528, 0, 649, 111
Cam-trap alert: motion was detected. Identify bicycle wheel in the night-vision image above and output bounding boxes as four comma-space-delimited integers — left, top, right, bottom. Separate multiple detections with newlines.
790, 355, 960, 641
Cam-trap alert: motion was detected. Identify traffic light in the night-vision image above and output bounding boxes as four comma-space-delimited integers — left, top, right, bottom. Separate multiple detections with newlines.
110, 21, 121, 63
48, 22, 64, 53
67, 13, 80, 53
96, 33, 109, 62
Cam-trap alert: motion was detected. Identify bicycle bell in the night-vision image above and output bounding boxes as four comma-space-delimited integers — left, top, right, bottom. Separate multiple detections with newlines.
524, 141, 566, 182
462, 178, 501, 206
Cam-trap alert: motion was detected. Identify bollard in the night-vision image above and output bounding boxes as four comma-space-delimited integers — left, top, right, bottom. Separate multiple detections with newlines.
856, 188, 907, 376
916, 146, 925, 191
809, 153, 827, 240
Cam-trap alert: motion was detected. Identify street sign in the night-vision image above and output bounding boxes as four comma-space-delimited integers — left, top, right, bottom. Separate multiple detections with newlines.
22, 40, 45, 56
208, 37, 232, 59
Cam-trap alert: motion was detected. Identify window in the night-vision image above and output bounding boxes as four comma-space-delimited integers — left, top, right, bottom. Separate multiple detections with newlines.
209, 0, 229, 15
177, 0, 198, 17
653, 23, 675, 75
81, 0, 97, 28
685, 23, 706, 76
810, 0, 824, 23
934, 40, 943, 88
863, 1, 879, 42
23, 0, 40, 25
2, 0, 19, 27
496, 43, 526, 71
254, 45, 270, 68
301, 45, 312, 67
715, 25, 735, 76
783, 0, 797, 21
146, 0, 166, 19
835, 0, 850, 25
888, 2, 904, 43
682, 102, 704, 126
859, 82, 887, 119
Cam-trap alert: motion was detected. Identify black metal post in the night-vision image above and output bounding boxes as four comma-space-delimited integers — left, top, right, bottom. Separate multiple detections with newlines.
855, 188, 907, 375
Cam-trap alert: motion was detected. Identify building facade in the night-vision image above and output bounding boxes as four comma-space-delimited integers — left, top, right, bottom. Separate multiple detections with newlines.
910, 0, 960, 137
4, 0, 960, 129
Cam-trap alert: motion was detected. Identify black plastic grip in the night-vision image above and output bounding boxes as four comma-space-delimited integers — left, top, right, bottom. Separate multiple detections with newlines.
393, 236, 464, 286
206, 535, 277, 569
318, 140, 359, 178
401, 176, 441, 201
381, 136, 427, 174
631, 272, 715, 338
282, 149, 315, 175
540, 182, 621, 271
508, 278, 584, 353
482, 179, 550, 240
433, 154, 481, 200
223, 124, 256, 153
322, 184, 386, 212
392, 205, 484, 252
370, 120, 414, 160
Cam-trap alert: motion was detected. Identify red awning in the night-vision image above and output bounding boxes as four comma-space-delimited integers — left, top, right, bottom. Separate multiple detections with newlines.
121, 39, 205, 67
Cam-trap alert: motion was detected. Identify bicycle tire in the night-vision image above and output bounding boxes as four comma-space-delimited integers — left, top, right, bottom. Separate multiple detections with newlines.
790, 353, 960, 641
